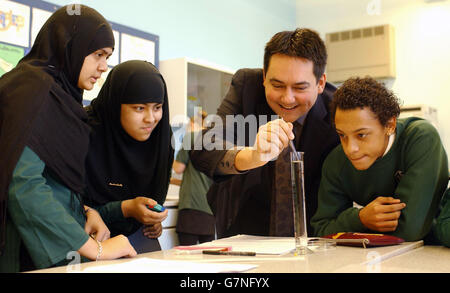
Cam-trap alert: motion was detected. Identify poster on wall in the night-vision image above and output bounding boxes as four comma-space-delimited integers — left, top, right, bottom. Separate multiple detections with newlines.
108, 30, 120, 67
0, 42, 23, 76
31, 7, 52, 47
82, 66, 112, 103
120, 33, 155, 64
0, 0, 30, 47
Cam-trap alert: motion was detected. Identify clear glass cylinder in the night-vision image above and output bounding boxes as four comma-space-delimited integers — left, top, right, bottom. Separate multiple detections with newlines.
290, 151, 308, 255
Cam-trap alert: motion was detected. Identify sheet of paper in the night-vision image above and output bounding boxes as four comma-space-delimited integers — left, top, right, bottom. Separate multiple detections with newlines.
82, 257, 257, 273
207, 235, 296, 255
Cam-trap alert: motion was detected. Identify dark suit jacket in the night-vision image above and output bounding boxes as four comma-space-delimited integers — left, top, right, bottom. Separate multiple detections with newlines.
190, 68, 339, 238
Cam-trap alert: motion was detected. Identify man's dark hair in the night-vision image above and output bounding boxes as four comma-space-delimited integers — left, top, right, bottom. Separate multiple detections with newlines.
331, 77, 401, 127
263, 28, 327, 83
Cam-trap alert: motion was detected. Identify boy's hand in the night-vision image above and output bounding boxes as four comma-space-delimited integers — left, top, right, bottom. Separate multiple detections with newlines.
359, 196, 406, 232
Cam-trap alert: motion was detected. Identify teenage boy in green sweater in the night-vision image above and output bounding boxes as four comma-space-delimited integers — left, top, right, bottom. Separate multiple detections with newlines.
311, 77, 448, 242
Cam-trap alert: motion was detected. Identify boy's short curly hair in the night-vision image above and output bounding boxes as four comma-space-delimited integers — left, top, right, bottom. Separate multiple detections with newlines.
331, 77, 401, 127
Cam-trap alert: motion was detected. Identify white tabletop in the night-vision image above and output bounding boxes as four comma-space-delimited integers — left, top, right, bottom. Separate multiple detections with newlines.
27, 235, 450, 274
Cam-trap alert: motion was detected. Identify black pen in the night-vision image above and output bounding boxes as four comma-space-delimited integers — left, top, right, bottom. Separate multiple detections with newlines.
202, 250, 256, 256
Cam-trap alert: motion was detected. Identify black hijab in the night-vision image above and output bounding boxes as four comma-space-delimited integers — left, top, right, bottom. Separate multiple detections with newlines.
0, 5, 114, 254
85, 60, 174, 209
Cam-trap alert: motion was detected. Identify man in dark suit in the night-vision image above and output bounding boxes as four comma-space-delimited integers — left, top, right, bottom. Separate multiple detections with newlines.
190, 28, 340, 238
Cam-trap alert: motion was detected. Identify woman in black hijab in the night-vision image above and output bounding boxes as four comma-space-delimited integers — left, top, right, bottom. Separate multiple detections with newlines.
84, 60, 174, 253
0, 5, 136, 272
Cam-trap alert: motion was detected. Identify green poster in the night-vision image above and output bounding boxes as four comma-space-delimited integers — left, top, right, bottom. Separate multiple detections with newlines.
0, 43, 24, 77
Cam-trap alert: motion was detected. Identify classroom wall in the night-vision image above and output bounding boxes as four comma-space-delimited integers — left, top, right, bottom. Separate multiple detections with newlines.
296, 0, 450, 154
45, 1, 450, 154
46, 0, 297, 71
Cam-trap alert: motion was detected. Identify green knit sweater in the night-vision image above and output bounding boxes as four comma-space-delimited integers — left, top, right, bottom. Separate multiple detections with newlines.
311, 118, 448, 241
435, 188, 450, 247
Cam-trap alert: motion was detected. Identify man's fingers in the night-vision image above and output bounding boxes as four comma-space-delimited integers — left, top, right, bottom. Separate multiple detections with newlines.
264, 124, 289, 143
258, 131, 284, 151
277, 120, 295, 140
271, 120, 294, 145
257, 132, 285, 156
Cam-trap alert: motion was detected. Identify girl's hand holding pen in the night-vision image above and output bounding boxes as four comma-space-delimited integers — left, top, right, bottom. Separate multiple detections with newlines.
121, 196, 168, 225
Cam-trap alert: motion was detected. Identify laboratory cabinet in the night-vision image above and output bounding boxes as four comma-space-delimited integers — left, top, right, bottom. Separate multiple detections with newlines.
159, 57, 235, 125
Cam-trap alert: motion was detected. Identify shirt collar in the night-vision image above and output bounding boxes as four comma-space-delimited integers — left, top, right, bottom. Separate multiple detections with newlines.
382, 133, 396, 157
296, 113, 307, 125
